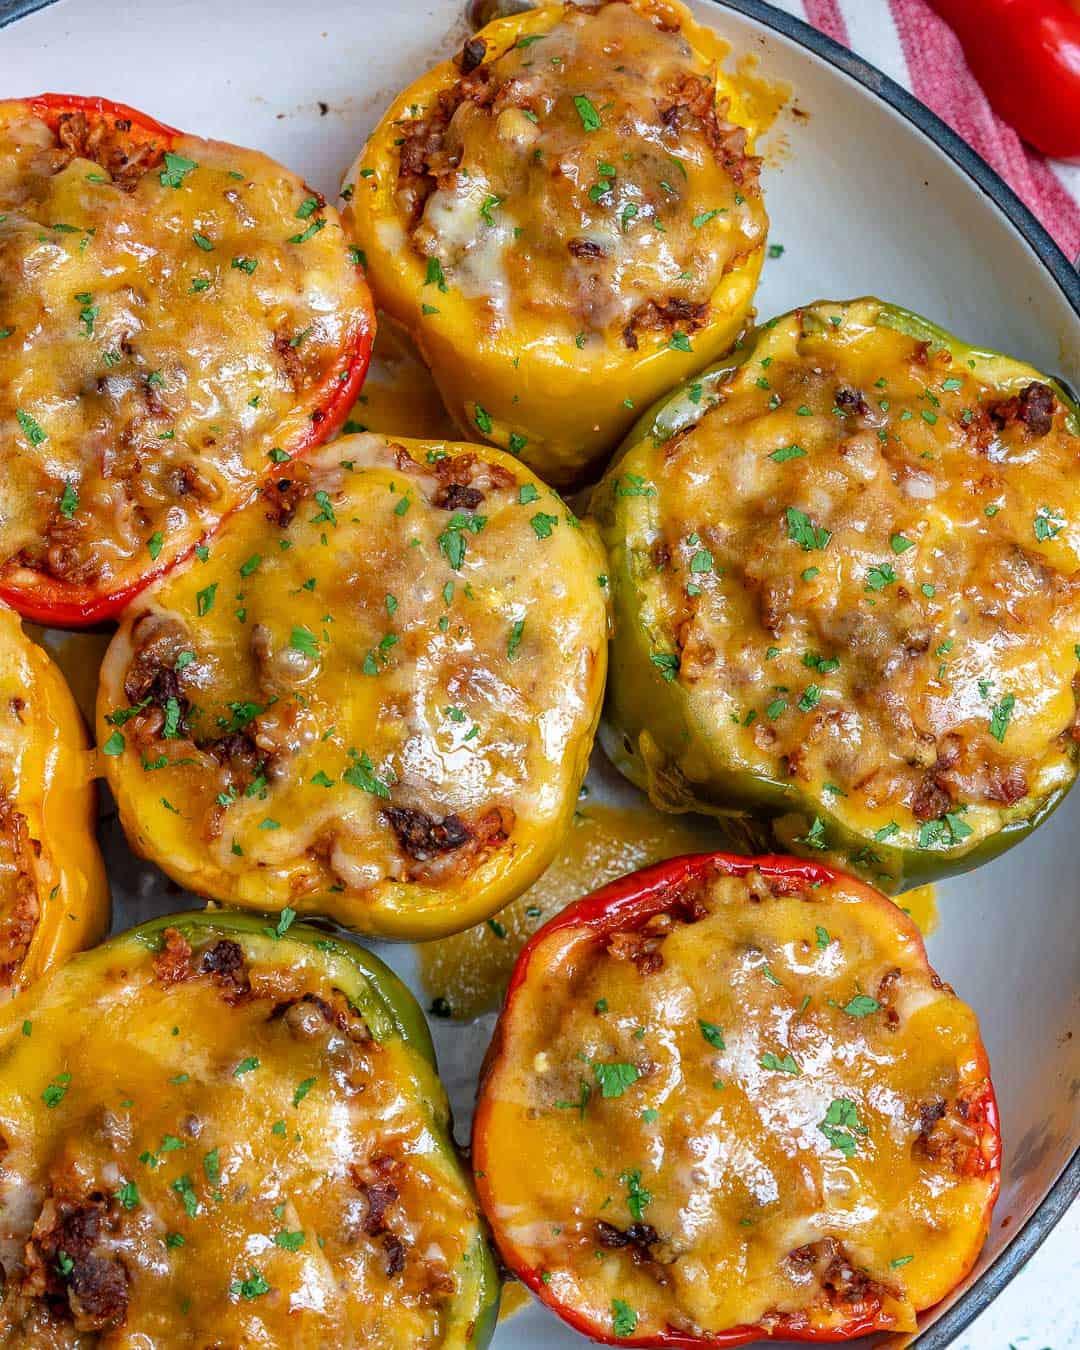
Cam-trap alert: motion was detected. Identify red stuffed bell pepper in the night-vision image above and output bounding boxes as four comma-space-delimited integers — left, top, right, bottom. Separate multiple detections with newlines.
0, 94, 374, 626
474, 852, 1000, 1346
929, 0, 1080, 161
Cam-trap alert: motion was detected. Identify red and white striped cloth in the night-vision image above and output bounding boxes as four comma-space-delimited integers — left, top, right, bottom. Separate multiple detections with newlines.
769, 0, 1080, 263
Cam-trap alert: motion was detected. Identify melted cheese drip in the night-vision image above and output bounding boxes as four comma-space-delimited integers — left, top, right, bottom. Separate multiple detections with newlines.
612, 299, 1080, 878
0, 105, 367, 594
418, 799, 717, 1018
409, 0, 766, 336
98, 433, 608, 935
479, 870, 996, 1340
0, 926, 487, 1347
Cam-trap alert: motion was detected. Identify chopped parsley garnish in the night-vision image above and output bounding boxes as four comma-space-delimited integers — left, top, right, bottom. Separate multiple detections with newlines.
287, 218, 326, 244
865, 563, 897, 591
650, 651, 679, 682
818, 1098, 867, 1156
16, 409, 46, 446
786, 507, 831, 551
231, 1268, 271, 1300
990, 692, 1015, 743
42, 1072, 72, 1108
574, 94, 602, 132
343, 750, 391, 798
611, 1300, 638, 1338
843, 994, 880, 1018
760, 1051, 799, 1075
592, 1061, 639, 1098
160, 152, 198, 188
620, 1168, 651, 1220
1034, 505, 1065, 541
699, 1019, 725, 1049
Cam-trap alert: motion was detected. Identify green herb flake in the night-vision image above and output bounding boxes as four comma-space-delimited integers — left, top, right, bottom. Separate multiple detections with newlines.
16, 409, 46, 446
574, 94, 602, 132
990, 692, 1015, 743
160, 152, 198, 188
760, 1051, 799, 1075
611, 1299, 638, 1338
42, 1073, 72, 1108
786, 507, 831, 552
592, 1061, 639, 1098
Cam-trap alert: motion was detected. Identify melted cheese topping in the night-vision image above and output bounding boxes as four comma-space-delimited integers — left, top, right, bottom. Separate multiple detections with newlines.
0, 606, 105, 988
0, 102, 370, 608
0, 921, 489, 1347
392, 0, 765, 341
601, 299, 1080, 883
476, 866, 997, 1341
98, 433, 608, 937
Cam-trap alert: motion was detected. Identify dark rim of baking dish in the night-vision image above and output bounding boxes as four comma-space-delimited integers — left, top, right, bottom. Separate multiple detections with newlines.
2, 0, 1078, 1344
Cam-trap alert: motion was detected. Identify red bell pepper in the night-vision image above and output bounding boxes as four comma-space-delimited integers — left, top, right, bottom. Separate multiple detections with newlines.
928, 0, 1080, 161
0, 94, 374, 627
474, 852, 1001, 1347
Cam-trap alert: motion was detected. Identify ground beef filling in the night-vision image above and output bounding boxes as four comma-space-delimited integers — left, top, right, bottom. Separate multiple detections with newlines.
395, 0, 762, 340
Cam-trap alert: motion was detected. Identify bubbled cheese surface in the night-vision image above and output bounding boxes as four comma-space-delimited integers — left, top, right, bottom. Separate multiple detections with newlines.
604, 299, 1080, 882
0, 923, 487, 1347
390, 0, 766, 345
98, 434, 608, 935
0, 102, 369, 607
477, 865, 998, 1342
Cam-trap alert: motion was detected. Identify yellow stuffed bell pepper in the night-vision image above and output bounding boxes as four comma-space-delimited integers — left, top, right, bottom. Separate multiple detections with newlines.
0, 604, 108, 992
343, 0, 768, 488
97, 433, 608, 941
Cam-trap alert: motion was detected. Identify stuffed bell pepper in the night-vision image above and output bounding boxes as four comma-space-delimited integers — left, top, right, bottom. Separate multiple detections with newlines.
474, 851, 1000, 1344
344, 0, 768, 487
593, 297, 1080, 890
0, 910, 498, 1346
97, 433, 608, 939
0, 603, 107, 991
0, 94, 375, 626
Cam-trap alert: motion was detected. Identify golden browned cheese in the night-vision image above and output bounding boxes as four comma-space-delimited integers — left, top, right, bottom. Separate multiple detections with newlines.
0, 606, 106, 988
346, 0, 768, 486
478, 868, 998, 1340
612, 301, 1080, 868
0, 101, 369, 608
0, 922, 489, 1347
394, 1, 765, 344
97, 434, 608, 938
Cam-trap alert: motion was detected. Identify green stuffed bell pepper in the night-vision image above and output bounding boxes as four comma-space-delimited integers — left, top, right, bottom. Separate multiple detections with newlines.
0, 910, 499, 1348
592, 297, 1080, 892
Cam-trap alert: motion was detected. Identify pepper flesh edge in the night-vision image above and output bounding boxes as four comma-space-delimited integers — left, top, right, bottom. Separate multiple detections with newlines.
473, 850, 1001, 1347
5, 620, 109, 991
